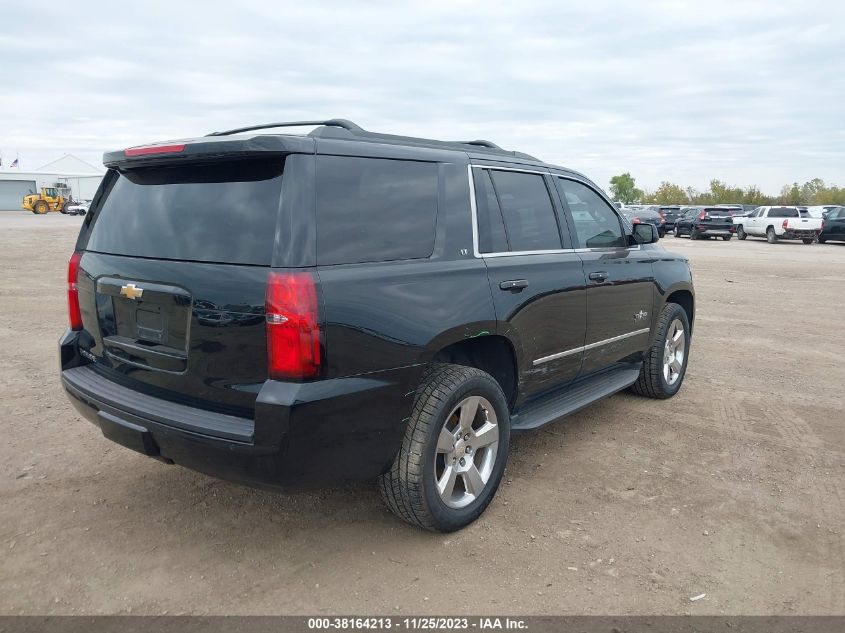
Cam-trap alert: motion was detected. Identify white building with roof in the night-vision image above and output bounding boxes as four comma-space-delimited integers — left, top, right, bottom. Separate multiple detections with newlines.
0, 154, 105, 210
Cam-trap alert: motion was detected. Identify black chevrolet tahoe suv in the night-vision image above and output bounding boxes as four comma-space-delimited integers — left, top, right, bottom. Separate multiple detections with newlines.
60, 119, 695, 532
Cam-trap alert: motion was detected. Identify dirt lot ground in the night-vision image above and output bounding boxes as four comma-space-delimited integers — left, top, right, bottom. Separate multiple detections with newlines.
0, 212, 842, 615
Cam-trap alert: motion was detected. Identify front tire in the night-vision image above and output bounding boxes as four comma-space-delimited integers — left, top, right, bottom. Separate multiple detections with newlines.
630, 303, 690, 399
766, 227, 778, 243
722, 235, 732, 241
818, 237, 827, 244
379, 364, 510, 532
802, 238, 814, 245
33, 201, 49, 214
673, 225, 681, 238
690, 229, 700, 240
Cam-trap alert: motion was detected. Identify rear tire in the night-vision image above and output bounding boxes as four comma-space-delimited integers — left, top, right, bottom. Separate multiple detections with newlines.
722, 235, 732, 241
818, 237, 827, 244
379, 363, 510, 532
802, 238, 814, 245
737, 225, 747, 240
630, 303, 690, 399
673, 225, 680, 238
690, 229, 700, 240
766, 227, 778, 243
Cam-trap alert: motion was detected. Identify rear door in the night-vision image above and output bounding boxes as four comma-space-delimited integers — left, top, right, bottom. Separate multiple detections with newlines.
826, 208, 845, 238
699, 208, 733, 232
74, 157, 289, 416
554, 177, 655, 375
473, 164, 587, 399
677, 209, 696, 234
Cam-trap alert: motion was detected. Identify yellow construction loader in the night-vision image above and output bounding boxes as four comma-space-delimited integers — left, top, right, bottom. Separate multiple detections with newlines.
22, 185, 74, 214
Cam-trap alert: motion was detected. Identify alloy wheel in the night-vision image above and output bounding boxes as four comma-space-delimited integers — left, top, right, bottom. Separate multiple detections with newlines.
434, 396, 499, 509
663, 319, 686, 386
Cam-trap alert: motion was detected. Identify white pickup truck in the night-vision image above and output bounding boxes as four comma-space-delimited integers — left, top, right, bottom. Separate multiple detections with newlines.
734, 206, 823, 244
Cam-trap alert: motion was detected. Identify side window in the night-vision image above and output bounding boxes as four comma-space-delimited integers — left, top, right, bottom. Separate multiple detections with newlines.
316, 155, 438, 265
472, 170, 508, 253
486, 170, 562, 252
556, 178, 626, 248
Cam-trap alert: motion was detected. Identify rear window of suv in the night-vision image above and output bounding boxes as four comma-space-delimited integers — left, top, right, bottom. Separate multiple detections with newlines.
86, 159, 284, 265
316, 155, 438, 265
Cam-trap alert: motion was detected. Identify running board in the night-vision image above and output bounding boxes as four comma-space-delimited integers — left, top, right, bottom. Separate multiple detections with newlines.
510, 363, 642, 433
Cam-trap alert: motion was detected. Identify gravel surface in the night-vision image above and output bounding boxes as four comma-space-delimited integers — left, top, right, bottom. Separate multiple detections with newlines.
1, 212, 842, 615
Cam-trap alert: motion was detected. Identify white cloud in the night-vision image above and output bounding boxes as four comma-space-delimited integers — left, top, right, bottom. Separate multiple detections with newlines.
0, 0, 842, 193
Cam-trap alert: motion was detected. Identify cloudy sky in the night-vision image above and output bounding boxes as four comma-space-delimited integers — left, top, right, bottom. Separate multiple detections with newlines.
1, 0, 843, 194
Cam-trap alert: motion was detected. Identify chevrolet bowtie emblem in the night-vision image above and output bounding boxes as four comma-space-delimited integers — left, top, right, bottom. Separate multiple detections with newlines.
120, 283, 144, 300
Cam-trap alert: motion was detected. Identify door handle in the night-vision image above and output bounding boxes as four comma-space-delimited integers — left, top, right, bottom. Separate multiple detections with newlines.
499, 279, 528, 291
588, 271, 609, 282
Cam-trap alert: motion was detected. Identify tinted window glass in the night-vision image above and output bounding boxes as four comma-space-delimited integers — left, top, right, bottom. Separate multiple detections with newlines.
86, 159, 283, 265
487, 170, 561, 251
703, 208, 732, 217
768, 207, 800, 218
557, 179, 626, 248
316, 156, 437, 265
473, 170, 508, 253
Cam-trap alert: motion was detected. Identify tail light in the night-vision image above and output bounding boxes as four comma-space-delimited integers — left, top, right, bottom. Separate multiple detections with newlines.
659, 211, 666, 224
820, 220, 825, 231
632, 217, 641, 224
265, 271, 321, 380
698, 211, 706, 221
67, 251, 83, 331
782, 219, 789, 230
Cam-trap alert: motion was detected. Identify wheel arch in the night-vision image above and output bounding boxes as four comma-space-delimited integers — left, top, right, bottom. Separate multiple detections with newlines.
664, 288, 695, 334
426, 334, 520, 411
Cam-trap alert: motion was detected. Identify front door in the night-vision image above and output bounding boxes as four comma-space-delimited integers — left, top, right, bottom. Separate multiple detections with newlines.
472, 165, 587, 400
554, 177, 656, 375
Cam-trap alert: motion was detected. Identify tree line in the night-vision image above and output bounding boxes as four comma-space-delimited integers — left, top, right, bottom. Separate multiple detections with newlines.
608, 173, 845, 206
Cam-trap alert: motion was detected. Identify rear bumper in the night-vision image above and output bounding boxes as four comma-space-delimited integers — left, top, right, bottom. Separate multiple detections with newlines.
60, 331, 421, 489
782, 230, 819, 239
698, 228, 732, 236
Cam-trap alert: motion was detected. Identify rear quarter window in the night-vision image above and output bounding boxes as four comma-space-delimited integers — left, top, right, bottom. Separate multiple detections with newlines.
85, 159, 284, 265
315, 155, 438, 265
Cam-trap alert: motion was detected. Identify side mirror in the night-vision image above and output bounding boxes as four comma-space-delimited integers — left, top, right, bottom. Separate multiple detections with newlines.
630, 223, 659, 245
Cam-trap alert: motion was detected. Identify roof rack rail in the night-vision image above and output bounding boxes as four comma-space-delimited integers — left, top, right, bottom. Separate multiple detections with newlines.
205, 118, 537, 161
207, 119, 363, 137
461, 140, 502, 149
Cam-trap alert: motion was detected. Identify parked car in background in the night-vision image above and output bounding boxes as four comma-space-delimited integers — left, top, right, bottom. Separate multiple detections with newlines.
806, 205, 842, 219
621, 206, 666, 237
715, 204, 744, 216
715, 204, 764, 219
818, 207, 845, 243
59, 118, 694, 532
653, 205, 683, 229
66, 201, 91, 216
734, 206, 823, 244
673, 206, 734, 240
